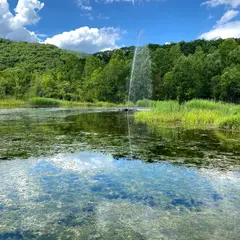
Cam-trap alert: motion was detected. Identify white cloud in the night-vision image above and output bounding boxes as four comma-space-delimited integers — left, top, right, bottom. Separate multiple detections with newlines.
12, 0, 44, 27
164, 42, 171, 45
200, 0, 240, 40
199, 21, 240, 39
208, 14, 214, 19
0, 0, 44, 42
44, 27, 122, 53
80, 13, 94, 20
1, 1, 121, 53
216, 9, 239, 26
81, 5, 92, 11
202, 0, 240, 8
76, 0, 163, 11
97, 14, 110, 20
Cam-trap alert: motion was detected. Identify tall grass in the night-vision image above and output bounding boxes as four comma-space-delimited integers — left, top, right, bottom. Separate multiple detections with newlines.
60, 100, 118, 108
28, 97, 60, 107
218, 114, 240, 130
27, 98, 129, 108
0, 99, 26, 108
137, 99, 180, 112
183, 110, 220, 124
135, 99, 240, 131
185, 99, 239, 115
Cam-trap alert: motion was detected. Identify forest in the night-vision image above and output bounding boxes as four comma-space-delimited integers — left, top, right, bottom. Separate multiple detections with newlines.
0, 37, 240, 103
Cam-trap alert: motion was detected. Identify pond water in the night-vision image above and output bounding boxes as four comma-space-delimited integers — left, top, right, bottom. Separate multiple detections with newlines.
0, 108, 240, 239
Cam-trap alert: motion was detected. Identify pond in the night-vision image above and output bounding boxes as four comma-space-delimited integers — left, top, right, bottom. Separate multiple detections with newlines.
0, 108, 240, 239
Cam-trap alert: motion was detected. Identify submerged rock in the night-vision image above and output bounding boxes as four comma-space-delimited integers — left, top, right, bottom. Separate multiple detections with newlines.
119, 108, 139, 112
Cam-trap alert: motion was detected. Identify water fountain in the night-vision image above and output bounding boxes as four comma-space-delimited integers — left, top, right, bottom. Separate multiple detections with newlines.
120, 30, 144, 112
120, 29, 152, 111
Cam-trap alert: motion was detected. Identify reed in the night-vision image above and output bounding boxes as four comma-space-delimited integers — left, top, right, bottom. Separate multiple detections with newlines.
135, 99, 240, 131
0, 99, 26, 108
28, 97, 60, 107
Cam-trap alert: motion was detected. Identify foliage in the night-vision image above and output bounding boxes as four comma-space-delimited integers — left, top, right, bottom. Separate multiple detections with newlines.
0, 37, 240, 104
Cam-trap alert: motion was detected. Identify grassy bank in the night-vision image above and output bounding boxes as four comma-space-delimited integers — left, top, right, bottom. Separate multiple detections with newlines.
0, 99, 27, 108
135, 100, 240, 131
0, 97, 126, 109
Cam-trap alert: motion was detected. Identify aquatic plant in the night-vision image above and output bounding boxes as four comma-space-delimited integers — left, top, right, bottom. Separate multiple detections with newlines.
218, 114, 240, 130
135, 100, 240, 131
28, 97, 60, 107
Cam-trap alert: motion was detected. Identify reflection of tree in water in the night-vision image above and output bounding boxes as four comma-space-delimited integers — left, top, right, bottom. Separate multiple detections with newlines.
0, 110, 240, 169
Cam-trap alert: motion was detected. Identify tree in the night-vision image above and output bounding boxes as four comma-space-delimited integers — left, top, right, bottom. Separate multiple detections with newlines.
97, 49, 130, 103
219, 65, 240, 103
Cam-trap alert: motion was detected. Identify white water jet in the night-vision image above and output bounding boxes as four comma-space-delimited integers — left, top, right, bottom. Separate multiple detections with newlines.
127, 30, 144, 161
127, 29, 144, 108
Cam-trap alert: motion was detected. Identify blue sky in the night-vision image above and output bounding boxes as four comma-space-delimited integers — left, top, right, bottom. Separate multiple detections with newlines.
1, 0, 240, 53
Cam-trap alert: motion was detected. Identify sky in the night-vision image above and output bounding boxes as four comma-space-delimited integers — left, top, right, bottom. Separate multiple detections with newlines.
1, 0, 240, 53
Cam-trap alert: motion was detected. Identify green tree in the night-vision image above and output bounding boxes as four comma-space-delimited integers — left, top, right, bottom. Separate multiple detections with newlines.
219, 65, 240, 102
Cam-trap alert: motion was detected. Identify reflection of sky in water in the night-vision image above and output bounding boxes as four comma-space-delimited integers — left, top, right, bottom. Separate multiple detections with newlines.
0, 152, 240, 239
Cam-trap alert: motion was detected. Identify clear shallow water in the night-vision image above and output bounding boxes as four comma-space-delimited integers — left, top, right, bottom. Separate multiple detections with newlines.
0, 108, 240, 239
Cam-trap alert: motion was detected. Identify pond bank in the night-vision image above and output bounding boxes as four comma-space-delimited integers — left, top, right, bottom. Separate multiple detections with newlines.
0, 98, 127, 109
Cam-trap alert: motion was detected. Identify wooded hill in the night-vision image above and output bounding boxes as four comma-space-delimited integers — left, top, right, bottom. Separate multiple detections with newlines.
0, 37, 239, 103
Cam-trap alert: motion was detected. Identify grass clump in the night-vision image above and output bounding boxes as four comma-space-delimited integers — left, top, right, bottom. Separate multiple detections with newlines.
182, 110, 220, 125
218, 114, 240, 130
135, 111, 182, 123
28, 97, 60, 107
135, 99, 240, 131
136, 99, 180, 112
185, 99, 239, 115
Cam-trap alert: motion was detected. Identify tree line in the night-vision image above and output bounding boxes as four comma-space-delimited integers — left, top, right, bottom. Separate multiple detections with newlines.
0, 37, 239, 103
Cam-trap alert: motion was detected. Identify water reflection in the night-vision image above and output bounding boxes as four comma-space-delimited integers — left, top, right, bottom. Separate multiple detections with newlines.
0, 109, 240, 239
0, 152, 239, 239
0, 109, 239, 169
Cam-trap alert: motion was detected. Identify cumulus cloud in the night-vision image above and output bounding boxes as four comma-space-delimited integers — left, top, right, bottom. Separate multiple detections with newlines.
216, 9, 239, 26
199, 21, 240, 39
200, 0, 240, 40
12, 0, 44, 27
0, 1, 122, 53
202, 0, 240, 8
0, 0, 44, 42
44, 27, 121, 53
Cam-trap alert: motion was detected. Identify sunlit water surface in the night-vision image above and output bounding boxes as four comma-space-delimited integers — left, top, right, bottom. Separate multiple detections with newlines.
0, 108, 240, 239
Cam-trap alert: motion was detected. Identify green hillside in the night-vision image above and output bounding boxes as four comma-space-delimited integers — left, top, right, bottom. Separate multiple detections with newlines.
0, 37, 239, 103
